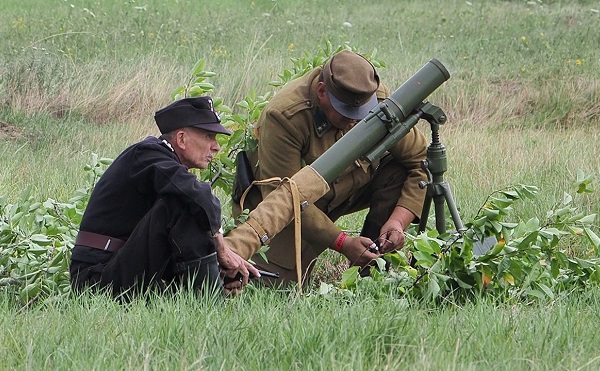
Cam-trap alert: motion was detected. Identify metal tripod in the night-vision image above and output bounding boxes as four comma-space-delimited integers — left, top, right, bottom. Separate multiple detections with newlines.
417, 103, 465, 234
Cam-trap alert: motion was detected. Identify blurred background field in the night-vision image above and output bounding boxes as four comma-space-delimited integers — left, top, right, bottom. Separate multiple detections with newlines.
1, 1, 600, 369
1, 0, 598, 221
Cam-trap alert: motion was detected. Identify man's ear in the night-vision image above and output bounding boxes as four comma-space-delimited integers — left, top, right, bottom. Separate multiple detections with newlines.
316, 81, 327, 100
175, 128, 186, 149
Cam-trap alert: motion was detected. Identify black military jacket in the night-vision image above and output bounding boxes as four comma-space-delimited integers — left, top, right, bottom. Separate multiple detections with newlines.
78, 136, 222, 240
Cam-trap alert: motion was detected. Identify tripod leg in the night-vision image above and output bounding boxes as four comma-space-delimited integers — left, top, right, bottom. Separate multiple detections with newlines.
441, 183, 465, 232
434, 195, 447, 233
419, 193, 433, 233
422, 182, 466, 234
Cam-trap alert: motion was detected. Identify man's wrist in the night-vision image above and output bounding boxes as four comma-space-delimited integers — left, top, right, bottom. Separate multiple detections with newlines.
212, 227, 224, 237
332, 232, 348, 252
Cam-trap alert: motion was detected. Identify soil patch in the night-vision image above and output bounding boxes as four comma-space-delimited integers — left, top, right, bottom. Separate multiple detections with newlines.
0, 120, 23, 140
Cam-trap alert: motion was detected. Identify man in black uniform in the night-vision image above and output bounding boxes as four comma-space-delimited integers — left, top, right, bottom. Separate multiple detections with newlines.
70, 96, 259, 298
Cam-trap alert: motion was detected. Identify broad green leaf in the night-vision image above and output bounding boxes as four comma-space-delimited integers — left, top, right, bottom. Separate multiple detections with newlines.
20, 283, 41, 302
566, 225, 584, 235
412, 251, 436, 268
563, 192, 572, 205
490, 220, 503, 233
503, 273, 515, 286
190, 59, 206, 76
525, 289, 545, 300
500, 190, 519, 199
576, 169, 585, 183
524, 217, 540, 230
579, 214, 597, 225
472, 216, 487, 227
550, 207, 572, 218
340, 266, 360, 289
427, 276, 441, 300
497, 257, 510, 275
573, 257, 597, 269
583, 228, 600, 250
30, 234, 52, 245
536, 283, 555, 299
27, 247, 49, 256
99, 158, 113, 165
517, 231, 539, 249
318, 282, 334, 295
242, 98, 254, 109
482, 208, 500, 219
490, 196, 514, 208
195, 82, 215, 90
416, 238, 435, 255
10, 212, 24, 224
404, 266, 418, 279
550, 258, 560, 278
28, 202, 42, 212
19, 185, 33, 202
480, 239, 505, 260
374, 257, 387, 271
188, 86, 205, 97
432, 271, 451, 282
455, 277, 473, 289
539, 228, 565, 240
383, 251, 403, 268
521, 185, 539, 198
589, 268, 600, 283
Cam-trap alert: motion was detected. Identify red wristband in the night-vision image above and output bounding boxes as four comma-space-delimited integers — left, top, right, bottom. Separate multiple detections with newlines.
333, 232, 348, 252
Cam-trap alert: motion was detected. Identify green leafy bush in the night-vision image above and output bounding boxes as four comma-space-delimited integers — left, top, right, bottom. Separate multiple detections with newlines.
0, 154, 110, 305
327, 175, 600, 302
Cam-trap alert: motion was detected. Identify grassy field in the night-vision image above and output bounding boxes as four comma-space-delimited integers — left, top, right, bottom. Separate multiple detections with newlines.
3, 287, 600, 370
1, 0, 600, 369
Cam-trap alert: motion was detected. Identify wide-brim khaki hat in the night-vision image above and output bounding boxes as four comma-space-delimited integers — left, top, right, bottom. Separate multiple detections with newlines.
322, 50, 380, 120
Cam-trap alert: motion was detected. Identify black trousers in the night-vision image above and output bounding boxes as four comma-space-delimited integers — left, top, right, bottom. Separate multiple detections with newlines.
70, 196, 221, 298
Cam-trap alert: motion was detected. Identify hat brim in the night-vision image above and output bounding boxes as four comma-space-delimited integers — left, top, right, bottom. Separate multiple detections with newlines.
191, 123, 231, 135
328, 91, 378, 121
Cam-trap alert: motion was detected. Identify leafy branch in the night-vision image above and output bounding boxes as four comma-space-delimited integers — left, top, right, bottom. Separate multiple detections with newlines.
329, 178, 600, 303
0, 155, 110, 305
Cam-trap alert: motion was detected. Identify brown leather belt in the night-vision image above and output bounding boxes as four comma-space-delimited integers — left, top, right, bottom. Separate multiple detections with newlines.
75, 231, 126, 253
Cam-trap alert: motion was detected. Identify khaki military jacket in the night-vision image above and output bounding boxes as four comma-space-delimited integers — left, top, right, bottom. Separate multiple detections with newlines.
251, 67, 428, 253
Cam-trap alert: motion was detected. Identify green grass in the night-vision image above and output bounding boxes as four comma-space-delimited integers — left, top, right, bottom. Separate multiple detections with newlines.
1, 0, 600, 369
3, 287, 600, 370
1, 0, 598, 206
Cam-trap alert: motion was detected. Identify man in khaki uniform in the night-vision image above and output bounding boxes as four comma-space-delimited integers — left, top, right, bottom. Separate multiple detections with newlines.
234, 50, 428, 285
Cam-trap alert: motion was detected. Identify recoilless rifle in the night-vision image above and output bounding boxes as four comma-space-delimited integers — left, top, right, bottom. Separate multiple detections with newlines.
311, 58, 469, 237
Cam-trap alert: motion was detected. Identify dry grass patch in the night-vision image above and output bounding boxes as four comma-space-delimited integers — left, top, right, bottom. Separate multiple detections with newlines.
0, 119, 23, 140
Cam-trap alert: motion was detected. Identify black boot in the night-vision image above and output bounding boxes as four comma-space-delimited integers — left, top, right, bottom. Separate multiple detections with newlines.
174, 252, 222, 294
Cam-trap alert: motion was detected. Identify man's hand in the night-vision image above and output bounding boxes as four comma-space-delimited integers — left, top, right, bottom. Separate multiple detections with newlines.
377, 206, 414, 253
214, 233, 260, 295
377, 219, 406, 253
340, 235, 380, 267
